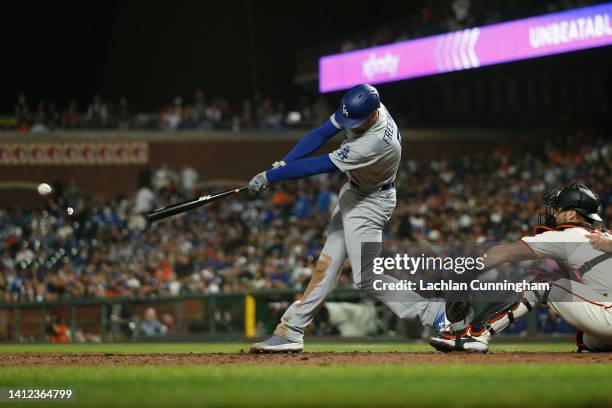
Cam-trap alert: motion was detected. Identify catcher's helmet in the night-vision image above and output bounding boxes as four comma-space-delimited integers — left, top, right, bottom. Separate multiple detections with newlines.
539, 182, 602, 227
334, 84, 380, 129
556, 183, 602, 221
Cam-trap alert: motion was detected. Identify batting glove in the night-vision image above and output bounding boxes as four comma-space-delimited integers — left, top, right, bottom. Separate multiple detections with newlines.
272, 160, 286, 169
248, 171, 269, 193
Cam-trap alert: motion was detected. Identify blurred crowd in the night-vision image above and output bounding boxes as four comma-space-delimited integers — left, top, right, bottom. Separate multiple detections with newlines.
0, 134, 610, 304
3, 90, 328, 133
5, 2, 602, 134
337, 0, 596, 53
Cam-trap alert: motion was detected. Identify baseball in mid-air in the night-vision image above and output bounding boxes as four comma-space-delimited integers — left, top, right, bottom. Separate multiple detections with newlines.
37, 183, 53, 196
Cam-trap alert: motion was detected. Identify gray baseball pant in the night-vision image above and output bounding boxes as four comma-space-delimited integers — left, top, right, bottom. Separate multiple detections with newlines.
274, 183, 443, 343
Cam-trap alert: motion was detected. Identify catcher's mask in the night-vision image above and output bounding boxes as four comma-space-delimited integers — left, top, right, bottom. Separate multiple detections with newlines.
538, 189, 560, 228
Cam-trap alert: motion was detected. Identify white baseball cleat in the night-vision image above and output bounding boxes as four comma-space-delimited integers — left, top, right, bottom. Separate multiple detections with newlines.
429, 331, 490, 353
249, 335, 304, 353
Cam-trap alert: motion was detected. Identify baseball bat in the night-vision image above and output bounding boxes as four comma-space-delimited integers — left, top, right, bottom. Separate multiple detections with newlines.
145, 186, 248, 223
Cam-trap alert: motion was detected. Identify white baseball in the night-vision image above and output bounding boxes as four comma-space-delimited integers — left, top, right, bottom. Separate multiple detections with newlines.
37, 183, 52, 196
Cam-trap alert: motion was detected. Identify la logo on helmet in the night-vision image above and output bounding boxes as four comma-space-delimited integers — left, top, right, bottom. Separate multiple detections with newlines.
342, 104, 349, 117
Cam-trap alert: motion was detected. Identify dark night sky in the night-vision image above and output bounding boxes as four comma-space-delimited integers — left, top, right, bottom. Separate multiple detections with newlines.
2, 1, 422, 113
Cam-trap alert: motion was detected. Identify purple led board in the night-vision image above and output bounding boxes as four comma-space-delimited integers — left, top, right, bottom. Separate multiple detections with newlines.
319, 3, 612, 92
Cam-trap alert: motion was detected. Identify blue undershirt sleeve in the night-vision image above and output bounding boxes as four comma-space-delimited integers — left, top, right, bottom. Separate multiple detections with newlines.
266, 155, 339, 182
282, 120, 341, 163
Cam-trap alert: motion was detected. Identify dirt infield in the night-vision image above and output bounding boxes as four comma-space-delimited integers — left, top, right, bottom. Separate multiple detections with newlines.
1, 351, 611, 366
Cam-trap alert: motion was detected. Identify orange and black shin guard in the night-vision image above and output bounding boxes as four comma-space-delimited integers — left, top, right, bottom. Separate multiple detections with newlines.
470, 298, 534, 337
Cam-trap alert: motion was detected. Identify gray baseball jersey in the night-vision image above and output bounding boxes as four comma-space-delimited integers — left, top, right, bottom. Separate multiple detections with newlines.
273, 104, 444, 343
329, 103, 401, 190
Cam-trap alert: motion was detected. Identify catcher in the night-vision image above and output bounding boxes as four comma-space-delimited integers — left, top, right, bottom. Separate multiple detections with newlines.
429, 182, 612, 353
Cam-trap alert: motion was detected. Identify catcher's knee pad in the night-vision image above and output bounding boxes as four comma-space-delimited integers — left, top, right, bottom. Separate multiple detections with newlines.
445, 301, 472, 323
524, 287, 551, 305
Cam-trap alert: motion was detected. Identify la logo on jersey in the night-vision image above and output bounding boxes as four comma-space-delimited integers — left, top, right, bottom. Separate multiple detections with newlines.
342, 104, 349, 117
338, 145, 350, 160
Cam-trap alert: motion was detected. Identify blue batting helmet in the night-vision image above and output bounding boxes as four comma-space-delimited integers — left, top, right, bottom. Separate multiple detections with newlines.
334, 84, 381, 129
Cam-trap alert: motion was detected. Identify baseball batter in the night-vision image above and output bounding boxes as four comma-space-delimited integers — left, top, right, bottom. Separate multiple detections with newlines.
429, 183, 612, 353
248, 84, 444, 353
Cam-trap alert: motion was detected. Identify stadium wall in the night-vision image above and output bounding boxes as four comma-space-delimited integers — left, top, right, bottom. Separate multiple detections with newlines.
0, 128, 556, 203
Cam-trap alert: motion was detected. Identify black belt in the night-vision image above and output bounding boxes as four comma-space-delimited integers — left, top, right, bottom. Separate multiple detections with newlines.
350, 181, 395, 191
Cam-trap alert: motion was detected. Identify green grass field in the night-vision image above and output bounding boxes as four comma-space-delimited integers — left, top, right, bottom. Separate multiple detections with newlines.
0, 343, 610, 408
